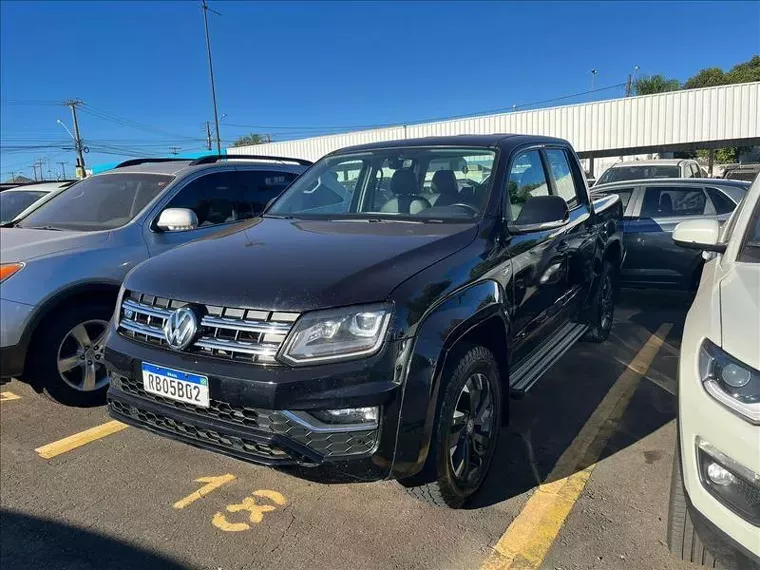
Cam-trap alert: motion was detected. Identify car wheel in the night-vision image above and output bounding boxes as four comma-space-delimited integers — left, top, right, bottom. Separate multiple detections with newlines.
29, 304, 113, 406
401, 345, 501, 508
583, 261, 615, 343
667, 442, 719, 567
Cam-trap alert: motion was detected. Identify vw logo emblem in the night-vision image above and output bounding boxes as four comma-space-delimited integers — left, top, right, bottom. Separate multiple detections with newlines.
163, 307, 198, 351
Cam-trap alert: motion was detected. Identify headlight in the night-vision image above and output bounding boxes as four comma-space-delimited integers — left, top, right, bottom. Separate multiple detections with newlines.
0, 262, 24, 283
278, 304, 392, 365
699, 339, 760, 424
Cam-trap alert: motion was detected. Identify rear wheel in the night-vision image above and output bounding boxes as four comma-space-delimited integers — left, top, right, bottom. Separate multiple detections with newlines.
28, 304, 113, 406
583, 261, 615, 343
401, 345, 501, 508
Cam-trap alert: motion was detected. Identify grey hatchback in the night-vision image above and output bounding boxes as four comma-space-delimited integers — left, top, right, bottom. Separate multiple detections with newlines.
0, 155, 309, 404
591, 178, 749, 289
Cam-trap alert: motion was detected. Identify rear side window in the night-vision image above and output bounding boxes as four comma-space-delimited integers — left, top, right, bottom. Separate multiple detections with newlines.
238, 170, 299, 214
165, 171, 249, 227
705, 187, 737, 215
544, 148, 579, 207
640, 187, 707, 218
506, 150, 549, 220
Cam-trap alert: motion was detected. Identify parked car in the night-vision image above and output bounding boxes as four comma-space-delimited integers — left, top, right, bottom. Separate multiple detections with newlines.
0, 180, 75, 224
667, 176, 759, 568
591, 178, 750, 288
0, 155, 310, 405
596, 159, 705, 185
103, 134, 624, 508
722, 163, 760, 183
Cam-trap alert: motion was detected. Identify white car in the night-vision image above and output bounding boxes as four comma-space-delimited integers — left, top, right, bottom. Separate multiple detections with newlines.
0, 181, 75, 224
669, 178, 760, 568
595, 158, 705, 185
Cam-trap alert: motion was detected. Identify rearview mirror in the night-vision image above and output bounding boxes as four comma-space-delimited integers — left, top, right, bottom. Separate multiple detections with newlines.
672, 219, 726, 253
156, 208, 198, 232
508, 195, 569, 234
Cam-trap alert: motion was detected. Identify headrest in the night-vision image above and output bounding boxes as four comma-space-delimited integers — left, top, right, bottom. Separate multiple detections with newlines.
431, 170, 459, 198
390, 169, 418, 195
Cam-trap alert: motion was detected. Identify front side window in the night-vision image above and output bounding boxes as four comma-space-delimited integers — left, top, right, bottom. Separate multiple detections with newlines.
596, 188, 633, 210
706, 187, 737, 215
268, 147, 496, 221
506, 150, 549, 220
738, 198, 760, 262
165, 171, 250, 227
544, 148, 579, 206
238, 170, 299, 214
640, 187, 707, 218
18, 173, 173, 231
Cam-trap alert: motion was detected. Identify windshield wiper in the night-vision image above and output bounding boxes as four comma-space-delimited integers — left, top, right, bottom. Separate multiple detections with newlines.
20, 225, 64, 231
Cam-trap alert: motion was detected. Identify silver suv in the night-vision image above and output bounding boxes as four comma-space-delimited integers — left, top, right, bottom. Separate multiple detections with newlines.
0, 155, 310, 405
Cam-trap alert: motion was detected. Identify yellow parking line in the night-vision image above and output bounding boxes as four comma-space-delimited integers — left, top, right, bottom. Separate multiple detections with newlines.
481, 323, 672, 570
0, 391, 21, 402
35, 420, 128, 459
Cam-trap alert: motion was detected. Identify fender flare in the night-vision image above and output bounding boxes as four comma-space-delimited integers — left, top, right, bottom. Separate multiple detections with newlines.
390, 279, 509, 479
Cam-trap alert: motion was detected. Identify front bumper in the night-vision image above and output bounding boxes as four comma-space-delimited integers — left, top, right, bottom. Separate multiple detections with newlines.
0, 344, 25, 380
0, 298, 35, 378
104, 327, 405, 481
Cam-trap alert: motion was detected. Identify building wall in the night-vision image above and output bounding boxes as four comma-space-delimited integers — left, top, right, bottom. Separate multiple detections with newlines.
228, 82, 760, 162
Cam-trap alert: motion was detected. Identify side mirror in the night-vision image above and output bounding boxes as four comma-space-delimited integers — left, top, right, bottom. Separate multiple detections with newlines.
156, 208, 198, 232
508, 195, 569, 234
673, 219, 726, 253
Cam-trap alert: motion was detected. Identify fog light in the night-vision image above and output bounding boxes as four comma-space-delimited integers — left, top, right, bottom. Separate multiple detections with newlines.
311, 406, 379, 425
707, 462, 738, 486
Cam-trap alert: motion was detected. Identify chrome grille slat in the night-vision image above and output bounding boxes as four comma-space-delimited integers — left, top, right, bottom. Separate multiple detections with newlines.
117, 291, 298, 365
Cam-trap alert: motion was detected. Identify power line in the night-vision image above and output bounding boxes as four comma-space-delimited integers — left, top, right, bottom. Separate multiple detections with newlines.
78, 104, 202, 141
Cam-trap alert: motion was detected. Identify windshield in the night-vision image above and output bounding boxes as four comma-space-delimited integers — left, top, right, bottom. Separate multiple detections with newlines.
0, 190, 47, 223
598, 164, 680, 184
17, 173, 173, 231
268, 147, 496, 221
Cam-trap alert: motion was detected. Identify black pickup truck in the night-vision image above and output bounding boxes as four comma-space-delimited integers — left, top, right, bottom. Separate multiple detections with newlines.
104, 135, 624, 508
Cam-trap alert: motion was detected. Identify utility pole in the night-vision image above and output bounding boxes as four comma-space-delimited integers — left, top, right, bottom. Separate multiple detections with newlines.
201, 0, 222, 154
58, 162, 67, 179
36, 159, 46, 181
169, 146, 180, 155
64, 99, 86, 177
30, 164, 38, 181
589, 69, 598, 99
206, 121, 212, 151
625, 65, 640, 97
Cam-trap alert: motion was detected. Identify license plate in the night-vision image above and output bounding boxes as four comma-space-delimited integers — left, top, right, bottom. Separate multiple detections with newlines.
141, 362, 209, 408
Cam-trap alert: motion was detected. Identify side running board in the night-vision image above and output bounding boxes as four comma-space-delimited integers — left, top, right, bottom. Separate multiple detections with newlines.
509, 322, 589, 397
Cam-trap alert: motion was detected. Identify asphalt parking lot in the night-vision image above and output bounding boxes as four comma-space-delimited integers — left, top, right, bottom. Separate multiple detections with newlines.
0, 290, 702, 570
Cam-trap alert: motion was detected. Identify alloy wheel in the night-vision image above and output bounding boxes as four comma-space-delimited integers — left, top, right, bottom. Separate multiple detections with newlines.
449, 372, 495, 485
56, 319, 109, 392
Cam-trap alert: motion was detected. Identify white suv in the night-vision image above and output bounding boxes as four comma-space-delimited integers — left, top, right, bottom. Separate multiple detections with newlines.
669, 178, 760, 568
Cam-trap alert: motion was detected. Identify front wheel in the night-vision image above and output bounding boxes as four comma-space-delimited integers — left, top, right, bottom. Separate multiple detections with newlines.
401, 345, 502, 508
28, 303, 113, 406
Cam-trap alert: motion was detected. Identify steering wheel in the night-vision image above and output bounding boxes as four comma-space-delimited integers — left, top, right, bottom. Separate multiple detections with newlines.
450, 203, 479, 215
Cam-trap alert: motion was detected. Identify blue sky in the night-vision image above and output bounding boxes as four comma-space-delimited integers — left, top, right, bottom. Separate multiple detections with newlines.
2, 0, 759, 180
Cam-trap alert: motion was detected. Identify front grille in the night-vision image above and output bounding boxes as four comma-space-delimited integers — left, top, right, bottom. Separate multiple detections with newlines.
111, 374, 379, 458
117, 290, 298, 364
109, 399, 292, 461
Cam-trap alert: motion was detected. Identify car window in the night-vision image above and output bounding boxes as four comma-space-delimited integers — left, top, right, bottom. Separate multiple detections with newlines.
165, 171, 249, 227
738, 198, 760, 263
705, 187, 737, 215
0, 190, 47, 223
18, 173, 173, 231
544, 148, 578, 206
506, 150, 550, 220
596, 188, 633, 210
640, 186, 707, 218
597, 164, 680, 184
238, 170, 299, 214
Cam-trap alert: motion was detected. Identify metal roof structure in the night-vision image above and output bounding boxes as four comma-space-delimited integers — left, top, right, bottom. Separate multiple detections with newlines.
228, 82, 760, 162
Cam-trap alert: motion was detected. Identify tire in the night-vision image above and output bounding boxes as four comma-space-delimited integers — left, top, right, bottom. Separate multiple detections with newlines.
27, 303, 113, 407
667, 442, 719, 568
401, 345, 502, 508
583, 260, 615, 343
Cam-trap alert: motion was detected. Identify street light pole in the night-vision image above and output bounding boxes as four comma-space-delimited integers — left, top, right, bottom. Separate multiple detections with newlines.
201, 0, 222, 155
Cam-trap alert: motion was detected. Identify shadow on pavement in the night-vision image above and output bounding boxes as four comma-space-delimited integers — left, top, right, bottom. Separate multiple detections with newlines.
0, 510, 186, 570
469, 289, 690, 509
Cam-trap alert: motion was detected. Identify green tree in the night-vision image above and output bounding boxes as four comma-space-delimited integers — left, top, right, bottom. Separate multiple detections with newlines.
683, 67, 726, 89
725, 55, 760, 83
634, 74, 681, 95
231, 133, 266, 147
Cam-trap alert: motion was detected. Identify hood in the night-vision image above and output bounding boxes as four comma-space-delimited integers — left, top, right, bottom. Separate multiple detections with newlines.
126, 217, 478, 311
719, 263, 760, 370
0, 228, 110, 263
